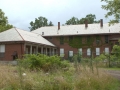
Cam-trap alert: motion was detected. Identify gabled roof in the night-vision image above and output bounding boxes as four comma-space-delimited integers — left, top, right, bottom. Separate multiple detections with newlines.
31, 23, 120, 36
0, 28, 55, 47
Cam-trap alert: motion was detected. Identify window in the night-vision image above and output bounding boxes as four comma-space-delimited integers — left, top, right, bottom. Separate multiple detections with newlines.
0, 45, 5, 57
60, 37, 64, 45
105, 47, 109, 54
69, 51, 73, 57
96, 48, 100, 55
87, 36, 90, 42
96, 35, 100, 44
78, 48, 82, 55
105, 35, 109, 43
87, 48, 91, 56
60, 48, 64, 57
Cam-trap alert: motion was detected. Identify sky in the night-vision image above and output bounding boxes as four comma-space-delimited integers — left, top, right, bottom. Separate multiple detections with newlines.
0, 0, 111, 31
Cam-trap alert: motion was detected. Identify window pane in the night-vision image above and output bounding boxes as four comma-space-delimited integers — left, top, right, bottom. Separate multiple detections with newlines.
105, 48, 109, 54
87, 48, 91, 56
60, 37, 64, 44
0, 45, 5, 52
60, 48, 64, 57
96, 48, 100, 55
105, 35, 108, 43
69, 51, 73, 57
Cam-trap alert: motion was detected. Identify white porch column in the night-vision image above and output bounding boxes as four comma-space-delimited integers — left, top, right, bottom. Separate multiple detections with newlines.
41, 47, 43, 54
30, 45, 32, 54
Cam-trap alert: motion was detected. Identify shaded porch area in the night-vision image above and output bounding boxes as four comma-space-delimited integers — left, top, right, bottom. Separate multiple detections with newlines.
25, 44, 57, 56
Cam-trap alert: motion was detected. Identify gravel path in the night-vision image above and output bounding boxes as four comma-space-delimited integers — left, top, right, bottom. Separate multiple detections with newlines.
106, 70, 120, 80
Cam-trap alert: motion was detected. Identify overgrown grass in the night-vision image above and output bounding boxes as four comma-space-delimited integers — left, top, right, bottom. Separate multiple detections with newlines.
0, 63, 119, 90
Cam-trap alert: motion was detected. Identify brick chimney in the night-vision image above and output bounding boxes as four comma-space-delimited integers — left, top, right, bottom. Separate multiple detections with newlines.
85, 20, 88, 28
100, 19, 103, 27
58, 22, 60, 30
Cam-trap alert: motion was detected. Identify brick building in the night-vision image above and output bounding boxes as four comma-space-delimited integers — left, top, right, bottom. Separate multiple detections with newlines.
0, 28, 56, 61
32, 20, 120, 59
0, 20, 120, 61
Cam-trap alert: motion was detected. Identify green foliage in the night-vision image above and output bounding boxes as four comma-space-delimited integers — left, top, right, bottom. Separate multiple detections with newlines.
29, 16, 54, 31
20, 54, 70, 71
95, 54, 107, 61
62, 36, 95, 48
0, 9, 13, 32
101, 0, 120, 24
65, 16, 79, 25
65, 14, 100, 25
111, 45, 120, 58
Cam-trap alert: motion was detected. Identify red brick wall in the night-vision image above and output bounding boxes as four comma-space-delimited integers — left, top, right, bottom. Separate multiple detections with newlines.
0, 43, 24, 61
44, 34, 120, 59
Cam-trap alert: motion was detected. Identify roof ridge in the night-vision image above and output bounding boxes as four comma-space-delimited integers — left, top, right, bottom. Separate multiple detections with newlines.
15, 28, 25, 41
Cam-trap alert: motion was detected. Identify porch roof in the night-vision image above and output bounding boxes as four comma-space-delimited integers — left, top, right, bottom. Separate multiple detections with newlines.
0, 28, 55, 47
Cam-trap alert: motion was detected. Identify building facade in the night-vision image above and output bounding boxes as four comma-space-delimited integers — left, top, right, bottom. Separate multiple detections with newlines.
32, 20, 120, 59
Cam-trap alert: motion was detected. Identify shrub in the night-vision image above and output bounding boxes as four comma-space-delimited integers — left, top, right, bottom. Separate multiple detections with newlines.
19, 54, 70, 71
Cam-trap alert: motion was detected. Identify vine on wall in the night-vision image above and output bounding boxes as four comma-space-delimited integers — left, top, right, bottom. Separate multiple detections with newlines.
58, 35, 110, 48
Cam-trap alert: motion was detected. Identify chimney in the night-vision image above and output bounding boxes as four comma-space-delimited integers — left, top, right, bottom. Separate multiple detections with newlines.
58, 22, 60, 30
100, 19, 103, 27
85, 20, 88, 28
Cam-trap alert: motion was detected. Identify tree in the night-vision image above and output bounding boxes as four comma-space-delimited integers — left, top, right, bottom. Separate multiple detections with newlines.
79, 14, 100, 24
101, 0, 120, 24
48, 21, 54, 26
65, 17, 79, 25
65, 14, 99, 25
0, 9, 13, 32
29, 16, 54, 31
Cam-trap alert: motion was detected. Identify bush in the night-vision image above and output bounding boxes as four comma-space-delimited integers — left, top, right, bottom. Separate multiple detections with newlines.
19, 54, 70, 71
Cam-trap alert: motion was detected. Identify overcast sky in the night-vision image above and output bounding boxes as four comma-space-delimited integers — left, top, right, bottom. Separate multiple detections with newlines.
0, 0, 111, 31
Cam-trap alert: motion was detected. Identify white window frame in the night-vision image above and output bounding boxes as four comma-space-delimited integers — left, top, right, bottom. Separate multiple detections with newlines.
0, 45, 5, 57
105, 47, 109, 54
78, 48, 82, 55
69, 51, 73, 57
0, 45, 5, 53
60, 48, 64, 57
87, 48, 91, 56
96, 48, 100, 55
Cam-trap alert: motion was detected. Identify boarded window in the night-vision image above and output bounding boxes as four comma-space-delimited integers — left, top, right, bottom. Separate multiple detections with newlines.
105, 47, 109, 54
69, 51, 73, 57
87, 48, 91, 56
96, 48, 100, 55
78, 48, 82, 55
0, 45, 5, 57
60, 48, 64, 57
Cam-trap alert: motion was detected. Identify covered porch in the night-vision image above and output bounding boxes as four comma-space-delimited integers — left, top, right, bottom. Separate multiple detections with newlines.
24, 43, 57, 56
